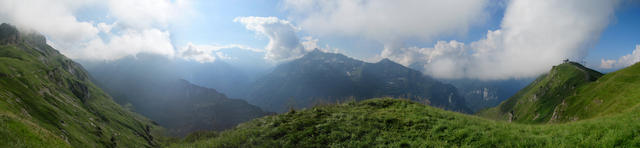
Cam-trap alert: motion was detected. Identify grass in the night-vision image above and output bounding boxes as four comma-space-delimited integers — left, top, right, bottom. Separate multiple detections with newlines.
478, 62, 609, 123
168, 98, 640, 147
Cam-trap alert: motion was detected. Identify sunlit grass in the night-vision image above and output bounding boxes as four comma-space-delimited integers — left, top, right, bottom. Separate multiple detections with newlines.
169, 98, 640, 147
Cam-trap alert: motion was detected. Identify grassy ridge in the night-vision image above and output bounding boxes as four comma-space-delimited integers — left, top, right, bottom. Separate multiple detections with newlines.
0, 30, 160, 147
169, 98, 640, 147
479, 62, 640, 124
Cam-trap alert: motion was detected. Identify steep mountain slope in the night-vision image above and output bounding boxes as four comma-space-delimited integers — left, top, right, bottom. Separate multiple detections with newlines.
478, 62, 615, 123
83, 57, 271, 136
0, 23, 158, 147
170, 98, 640, 147
248, 50, 470, 113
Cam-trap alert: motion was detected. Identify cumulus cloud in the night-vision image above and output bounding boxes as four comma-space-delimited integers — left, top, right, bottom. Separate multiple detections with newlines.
0, 0, 99, 47
600, 45, 640, 69
234, 16, 313, 61
384, 0, 617, 80
107, 0, 192, 29
178, 42, 263, 63
282, 0, 488, 45
74, 29, 176, 60
382, 41, 469, 78
0, 0, 192, 61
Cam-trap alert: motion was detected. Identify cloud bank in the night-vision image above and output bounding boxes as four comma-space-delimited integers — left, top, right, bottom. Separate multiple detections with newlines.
600, 45, 640, 69
178, 43, 262, 63
0, 0, 191, 61
282, 0, 488, 46
234, 16, 329, 61
382, 0, 617, 80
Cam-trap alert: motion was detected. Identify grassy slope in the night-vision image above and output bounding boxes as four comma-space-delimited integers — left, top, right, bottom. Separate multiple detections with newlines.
478, 62, 604, 123
0, 41, 159, 146
560, 62, 640, 121
169, 98, 640, 147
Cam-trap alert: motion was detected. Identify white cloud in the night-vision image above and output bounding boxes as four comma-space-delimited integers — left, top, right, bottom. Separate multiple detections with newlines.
107, 0, 193, 29
77, 29, 176, 60
179, 43, 217, 63
0, 0, 193, 61
600, 45, 640, 69
177, 42, 264, 63
384, 0, 617, 80
600, 59, 617, 69
382, 41, 469, 78
282, 0, 488, 45
234, 16, 312, 61
300, 36, 319, 51
0, 0, 99, 47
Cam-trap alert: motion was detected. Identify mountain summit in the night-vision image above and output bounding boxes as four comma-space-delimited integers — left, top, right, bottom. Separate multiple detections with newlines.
247, 50, 470, 113
478, 62, 605, 123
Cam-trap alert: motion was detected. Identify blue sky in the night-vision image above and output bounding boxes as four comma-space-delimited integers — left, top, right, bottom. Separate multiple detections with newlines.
172, 0, 284, 47
173, 0, 640, 72
588, 2, 640, 71
1, 0, 638, 79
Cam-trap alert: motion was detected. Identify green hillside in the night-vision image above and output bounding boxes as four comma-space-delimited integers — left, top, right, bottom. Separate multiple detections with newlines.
0, 23, 159, 147
479, 61, 640, 123
170, 62, 640, 147
169, 98, 640, 147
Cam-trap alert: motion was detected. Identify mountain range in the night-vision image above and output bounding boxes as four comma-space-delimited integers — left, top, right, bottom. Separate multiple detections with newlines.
81, 55, 271, 136
247, 50, 471, 113
446, 79, 532, 112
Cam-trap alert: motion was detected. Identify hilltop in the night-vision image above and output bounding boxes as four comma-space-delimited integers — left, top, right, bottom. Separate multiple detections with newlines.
478, 62, 603, 123
169, 98, 640, 147
478, 61, 640, 123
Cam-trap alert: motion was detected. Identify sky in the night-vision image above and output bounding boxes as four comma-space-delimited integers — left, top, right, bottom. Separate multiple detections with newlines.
1, 0, 639, 80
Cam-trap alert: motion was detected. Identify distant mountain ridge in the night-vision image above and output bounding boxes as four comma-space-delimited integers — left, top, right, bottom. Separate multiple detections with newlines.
248, 49, 471, 113
446, 79, 531, 113
83, 56, 272, 136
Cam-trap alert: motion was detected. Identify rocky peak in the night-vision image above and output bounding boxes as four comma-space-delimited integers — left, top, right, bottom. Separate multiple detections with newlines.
377, 58, 394, 64
0, 23, 20, 45
0, 23, 59, 56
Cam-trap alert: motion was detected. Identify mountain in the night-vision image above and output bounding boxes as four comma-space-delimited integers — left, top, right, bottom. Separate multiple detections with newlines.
177, 59, 254, 99
169, 98, 640, 147
0, 23, 158, 147
168, 62, 640, 147
247, 50, 470, 113
80, 54, 254, 99
82, 56, 271, 136
478, 62, 610, 123
445, 79, 532, 113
